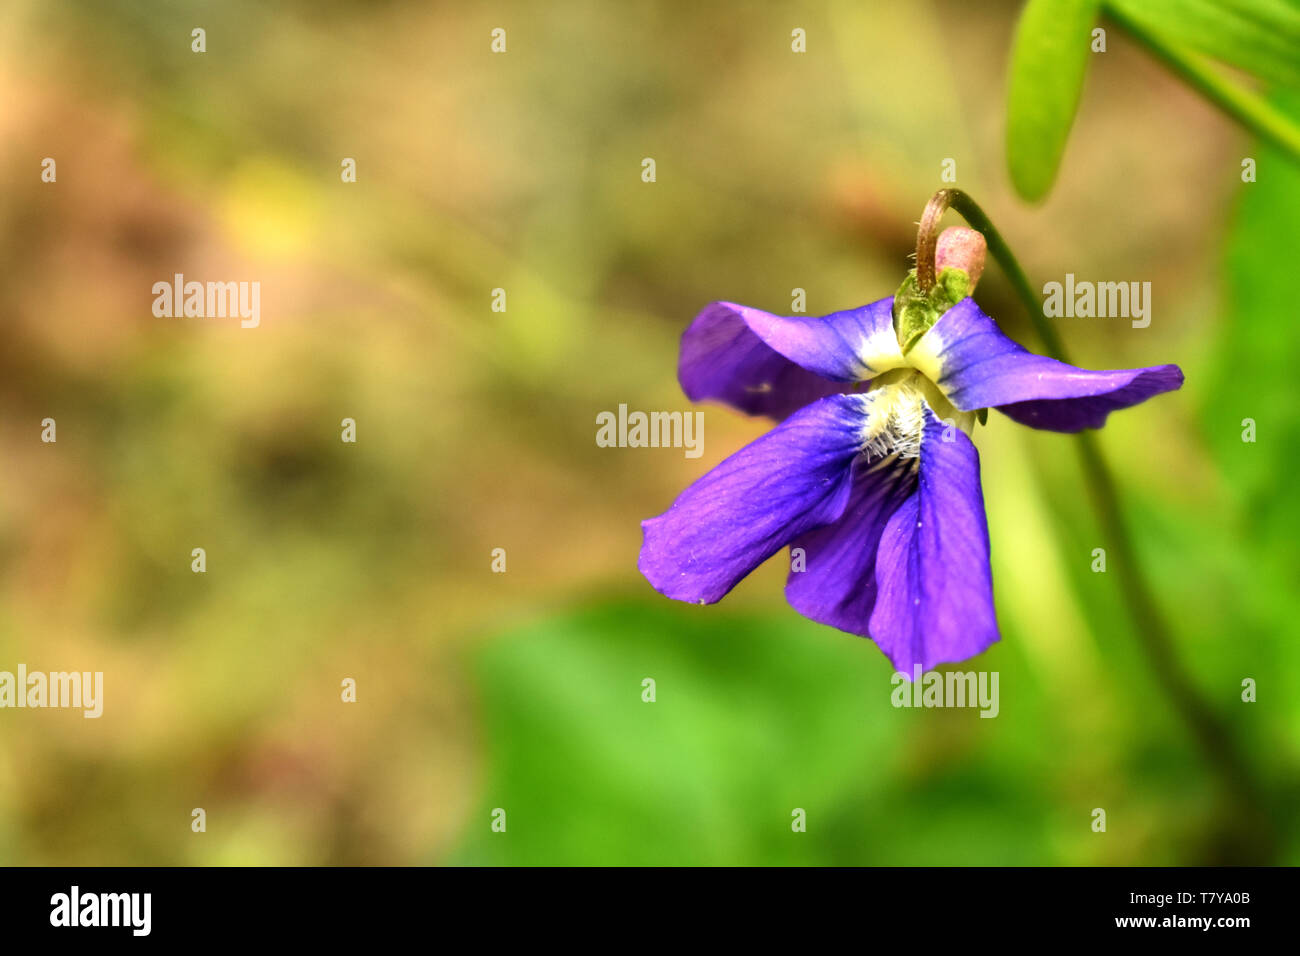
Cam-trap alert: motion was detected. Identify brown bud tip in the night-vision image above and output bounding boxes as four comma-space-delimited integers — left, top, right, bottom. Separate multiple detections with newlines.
934, 227, 987, 290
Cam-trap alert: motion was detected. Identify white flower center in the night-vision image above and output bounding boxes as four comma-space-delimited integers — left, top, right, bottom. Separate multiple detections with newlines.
857, 369, 973, 460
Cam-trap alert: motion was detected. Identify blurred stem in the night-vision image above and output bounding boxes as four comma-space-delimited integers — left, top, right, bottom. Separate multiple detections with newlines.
1106, 4, 1300, 165
919, 189, 1272, 857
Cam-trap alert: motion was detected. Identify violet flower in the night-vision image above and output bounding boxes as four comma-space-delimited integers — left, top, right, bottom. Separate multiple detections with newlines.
638, 234, 1183, 675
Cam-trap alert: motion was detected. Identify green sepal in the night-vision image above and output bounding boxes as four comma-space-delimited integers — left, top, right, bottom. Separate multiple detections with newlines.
891, 267, 972, 354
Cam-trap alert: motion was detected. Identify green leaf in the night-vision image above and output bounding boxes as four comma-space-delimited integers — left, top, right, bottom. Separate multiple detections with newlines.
1006, 0, 1102, 202
449, 599, 1054, 865
1202, 91, 1300, 539
1106, 0, 1300, 88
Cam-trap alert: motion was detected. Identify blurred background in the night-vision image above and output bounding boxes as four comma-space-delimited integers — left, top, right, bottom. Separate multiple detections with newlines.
0, 0, 1295, 865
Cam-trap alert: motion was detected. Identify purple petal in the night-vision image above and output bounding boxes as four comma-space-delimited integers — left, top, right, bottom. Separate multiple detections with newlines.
994, 377, 1183, 431
784, 454, 918, 637
868, 404, 999, 674
909, 298, 1184, 432
678, 298, 906, 420
639, 393, 870, 604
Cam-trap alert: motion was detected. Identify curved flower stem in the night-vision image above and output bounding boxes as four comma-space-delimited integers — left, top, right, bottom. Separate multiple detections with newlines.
918, 189, 1272, 855
914, 193, 950, 294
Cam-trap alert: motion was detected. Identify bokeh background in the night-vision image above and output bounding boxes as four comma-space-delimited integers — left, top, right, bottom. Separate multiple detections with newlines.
0, 0, 1296, 865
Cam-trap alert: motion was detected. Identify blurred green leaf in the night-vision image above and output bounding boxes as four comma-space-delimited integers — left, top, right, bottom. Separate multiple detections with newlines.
1006, 0, 1101, 202
1190, 92, 1300, 860
1105, 0, 1300, 88
454, 600, 892, 865
452, 599, 1056, 866
1204, 92, 1300, 545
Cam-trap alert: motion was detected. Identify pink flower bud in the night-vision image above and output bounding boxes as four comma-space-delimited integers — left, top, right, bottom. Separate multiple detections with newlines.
935, 227, 987, 290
